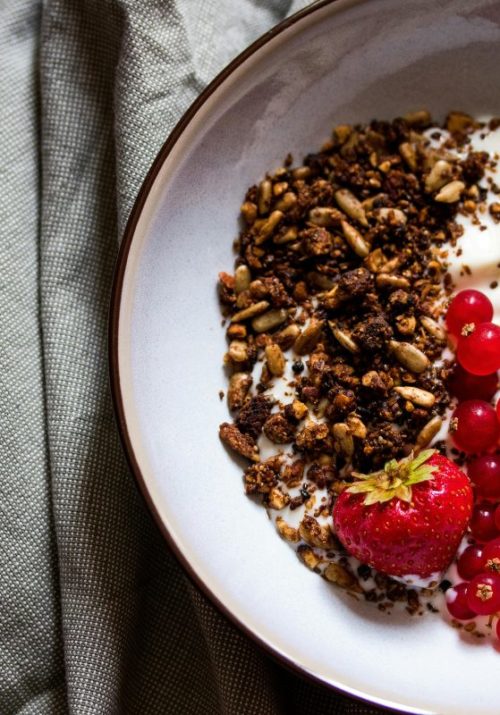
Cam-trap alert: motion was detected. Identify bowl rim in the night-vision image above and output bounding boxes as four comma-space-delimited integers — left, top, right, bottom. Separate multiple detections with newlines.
109, 1, 406, 712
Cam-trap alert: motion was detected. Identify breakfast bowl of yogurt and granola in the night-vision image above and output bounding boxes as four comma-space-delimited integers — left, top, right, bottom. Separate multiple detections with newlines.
218, 108, 500, 635
111, 1, 500, 713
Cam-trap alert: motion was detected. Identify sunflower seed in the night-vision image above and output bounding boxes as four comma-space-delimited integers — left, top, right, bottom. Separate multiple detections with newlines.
234, 265, 251, 294
399, 142, 417, 171
329, 321, 359, 353
341, 220, 370, 257
275, 192, 297, 212
265, 343, 286, 377
274, 323, 300, 349
255, 210, 284, 244
294, 319, 324, 355
306, 271, 334, 290
258, 179, 272, 215
231, 300, 269, 322
292, 166, 312, 180
420, 315, 446, 343
389, 340, 429, 373
334, 189, 368, 226
416, 416, 443, 448
308, 206, 343, 227
434, 180, 465, 203
274, 226, 298, 244
240, 201, 257, 224
376, 274, 410, 289
251, 309, 288, 333
394, 386, 436, 407
332, 422, 354, 456
273, 181, 288, 196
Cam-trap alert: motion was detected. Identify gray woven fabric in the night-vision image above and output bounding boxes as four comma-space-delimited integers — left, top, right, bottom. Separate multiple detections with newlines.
0, 1, 389, 713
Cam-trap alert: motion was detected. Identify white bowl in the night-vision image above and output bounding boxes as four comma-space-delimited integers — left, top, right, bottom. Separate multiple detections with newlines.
110, 1, 500, 712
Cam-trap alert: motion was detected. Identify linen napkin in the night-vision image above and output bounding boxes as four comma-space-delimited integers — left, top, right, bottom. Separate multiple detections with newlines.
0, 0, 389, 712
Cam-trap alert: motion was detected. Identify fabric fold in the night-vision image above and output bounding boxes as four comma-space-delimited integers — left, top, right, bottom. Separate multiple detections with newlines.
1, 0, 388, 712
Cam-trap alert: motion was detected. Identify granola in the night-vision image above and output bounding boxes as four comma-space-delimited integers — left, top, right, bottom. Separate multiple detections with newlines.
217, 111, 498, 614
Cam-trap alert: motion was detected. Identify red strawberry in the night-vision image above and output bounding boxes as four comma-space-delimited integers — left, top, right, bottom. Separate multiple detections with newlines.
333, 450, 473, 579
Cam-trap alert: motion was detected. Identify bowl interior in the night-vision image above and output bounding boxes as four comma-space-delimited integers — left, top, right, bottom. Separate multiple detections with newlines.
116, 1, 500, 713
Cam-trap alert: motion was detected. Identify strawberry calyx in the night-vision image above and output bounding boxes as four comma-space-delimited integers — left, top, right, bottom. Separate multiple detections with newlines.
347, 449, 438, 506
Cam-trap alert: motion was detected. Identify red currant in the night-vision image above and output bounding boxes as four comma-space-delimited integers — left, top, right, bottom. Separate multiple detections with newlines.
466, 572, 500, 615
457, 322, 500, 376
450, 400, 500, 453
457, 544, 484, 580
497, 618, 500, 639
468, 454, 500, 500
446, 582, 476, 620
448, 364, 498, 403
446, 290, 493, 337
470, 503, 500, 542
482, 538, 500, 574
495, 505, 500, 531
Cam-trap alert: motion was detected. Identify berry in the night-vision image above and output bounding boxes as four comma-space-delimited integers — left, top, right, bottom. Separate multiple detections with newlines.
333, 451, 473, 578
470, 503, 500, 542
466, 572, 500, 615
497, 618, 500, 639
448, 364, 498, 403
446, 290, 493, 337
496, 505, 500, 531
446, 582, 476, 620
457, 322, 500, 376
457, 544, 484, 580
450, 400, 499, 454
482, 538, 500, 574
468, 454, 500, 500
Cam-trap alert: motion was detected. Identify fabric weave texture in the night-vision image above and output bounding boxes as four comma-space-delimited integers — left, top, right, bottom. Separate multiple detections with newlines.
0, 1, 389, 712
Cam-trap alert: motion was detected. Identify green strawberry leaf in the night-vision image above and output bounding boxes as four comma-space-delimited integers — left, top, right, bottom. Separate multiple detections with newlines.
347, 449, 437, 506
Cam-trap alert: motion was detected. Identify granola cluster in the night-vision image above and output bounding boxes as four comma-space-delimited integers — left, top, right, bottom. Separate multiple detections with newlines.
217, 111, 492, 607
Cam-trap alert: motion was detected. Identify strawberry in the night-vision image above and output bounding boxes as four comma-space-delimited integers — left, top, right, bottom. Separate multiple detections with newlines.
333, 450, 473, 579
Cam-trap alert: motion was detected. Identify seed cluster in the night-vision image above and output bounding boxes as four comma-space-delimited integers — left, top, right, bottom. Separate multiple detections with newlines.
218, 111, 492, 604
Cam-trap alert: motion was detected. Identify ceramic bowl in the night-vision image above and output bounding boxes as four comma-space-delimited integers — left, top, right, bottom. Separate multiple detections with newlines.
110, 1, 500, 712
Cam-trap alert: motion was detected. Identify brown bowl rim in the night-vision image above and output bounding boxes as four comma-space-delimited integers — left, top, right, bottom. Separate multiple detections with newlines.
109, 2, 406, 712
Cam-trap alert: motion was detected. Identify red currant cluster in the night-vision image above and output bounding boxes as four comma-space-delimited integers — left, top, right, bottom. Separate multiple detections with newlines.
447, 540, 500, 634
445, 289, 500, 634
447, 290, 500, 454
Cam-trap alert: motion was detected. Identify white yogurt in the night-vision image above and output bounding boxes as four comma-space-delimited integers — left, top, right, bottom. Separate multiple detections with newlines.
437, 119, 500, 321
